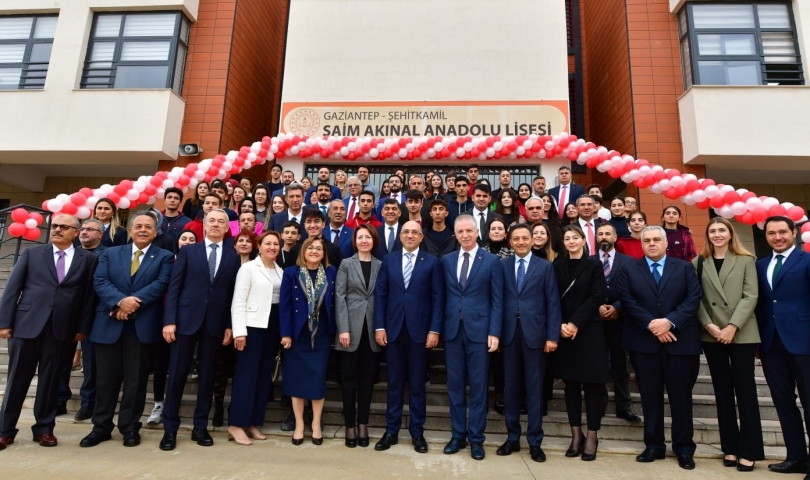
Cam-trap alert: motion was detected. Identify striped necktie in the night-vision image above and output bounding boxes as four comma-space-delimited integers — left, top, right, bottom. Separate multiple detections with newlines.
403, 252, 413, 289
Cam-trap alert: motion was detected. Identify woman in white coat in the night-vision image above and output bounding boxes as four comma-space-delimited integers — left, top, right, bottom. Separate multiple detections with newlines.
227, 231, 285, 445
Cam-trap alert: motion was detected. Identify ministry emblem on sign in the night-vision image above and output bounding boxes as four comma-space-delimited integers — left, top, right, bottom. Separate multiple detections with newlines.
289, 109, 320, 136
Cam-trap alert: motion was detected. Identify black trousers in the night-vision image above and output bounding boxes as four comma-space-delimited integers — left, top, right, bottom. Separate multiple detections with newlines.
601, 320, 632, 412
564, 381, 603, 431
0, 322, 73, 437
213, 342, 235, 407
93, 333, 153, 435
489, 350, 504, 396
761, 333, 810, 462
339, 323, 379, 428
629, 349, 699, 455
152, 340, 170, 402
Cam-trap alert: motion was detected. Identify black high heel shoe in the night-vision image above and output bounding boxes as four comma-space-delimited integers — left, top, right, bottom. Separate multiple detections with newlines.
565, 433, 585, 457
345, 427, 357, 448
723, 456, 738, 467
581, 441, 598, 461
357, 424, 369, 448
737, 460, 755, 472
291, 436, 304, 446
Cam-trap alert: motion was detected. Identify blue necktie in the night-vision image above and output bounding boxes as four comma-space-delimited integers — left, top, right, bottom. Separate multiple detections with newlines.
517, 258, 525, 292
208, 244, 218, 282
772, 254, 784, 285
320, 206, 327, 217
403, 253, 413, 289
387, 226, 395, 252
459, 252, 470, 290
651, 262, 661, 284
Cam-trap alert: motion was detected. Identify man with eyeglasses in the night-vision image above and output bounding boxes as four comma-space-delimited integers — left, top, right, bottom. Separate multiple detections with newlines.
0, 214, 99, 450
624, 196, 638, 216
525, 197, 562, 253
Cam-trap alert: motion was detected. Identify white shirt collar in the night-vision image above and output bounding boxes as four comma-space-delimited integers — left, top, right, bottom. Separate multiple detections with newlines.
53, 244, 75, 256
515, 252, 531, 264
132, 243, 151, 256
403, 247, 419, 259
774, 245, 795, 260
204, 238, 223, 249
460, 244, 479, 259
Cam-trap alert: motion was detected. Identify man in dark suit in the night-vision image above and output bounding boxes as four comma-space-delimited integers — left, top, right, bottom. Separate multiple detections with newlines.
374, 198, 403, 260
375, 174, 405, 218
470, 183, 502, 244
496, 224, 561, 463
271, 170, 295, 198
374, 221, 444, 454
284, 209, 343, 269
0, 214, 98, 449
160, 208, 241, 450
547, 166, 584, 218
304, 167, 342, 204
755, 216, 810, 476
576, 194, 605, 256
595, 223, 640, 422
79, 212, 174, 447
441, 215, 502, 460
267, 183, 306, 238
325, 199, 355, 258
617, 225, 702, 470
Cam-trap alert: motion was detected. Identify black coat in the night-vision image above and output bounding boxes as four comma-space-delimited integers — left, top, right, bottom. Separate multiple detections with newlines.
552, 256, 610, 384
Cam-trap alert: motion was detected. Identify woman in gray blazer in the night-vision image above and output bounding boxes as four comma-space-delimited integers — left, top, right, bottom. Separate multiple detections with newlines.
335, 224, 382, 448
693, 217, 763, 471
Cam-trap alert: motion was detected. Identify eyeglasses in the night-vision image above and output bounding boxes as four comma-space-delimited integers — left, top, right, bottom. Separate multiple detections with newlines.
80, 227, 101, 233
306, 246, 324, 252
51, 224, 77, 231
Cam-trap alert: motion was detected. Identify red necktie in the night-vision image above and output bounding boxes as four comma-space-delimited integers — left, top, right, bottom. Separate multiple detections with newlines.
586, 221, 595, 255
559, 185, 567, 218
348, 196, 357, 219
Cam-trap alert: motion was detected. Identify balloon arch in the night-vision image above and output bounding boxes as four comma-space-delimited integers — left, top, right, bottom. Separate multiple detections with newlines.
40, 132, 810, 245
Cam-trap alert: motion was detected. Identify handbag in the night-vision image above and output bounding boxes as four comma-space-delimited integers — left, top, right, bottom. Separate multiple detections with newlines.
271, 352, 282, 382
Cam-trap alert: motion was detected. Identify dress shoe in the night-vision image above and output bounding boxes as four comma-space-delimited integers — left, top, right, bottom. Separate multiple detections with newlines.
0, 436, 14, 450
470, 443, 485, 460
494, 401, 505, 415
357, 424, 369, 447
291, 436, 304, 446
412, 435, 428, 453
443, 438, 467, 454
312, 436, 323, 446
723, 458, 737, 467
74, 406, 93, 421
227, 426, 252, 446
565, 433, 585, 457
677, 453, 696, 470
768, 460, 808, 474
616, 410, 641, 422
159, 431, 177, 451
191, 428, 214, 446
374, 433, 398, 451
245, 426, 266, 440
737, 460, 755, 472
33, 433, 58, 447
79, 431, 111, 447
582, 442, 598, 462
122, 431, 140, 447
636, 448, 666, 463
280, 410, 296, 431
496, 440, 520, 456
529, 445, 546, 462
56, 405, 68, 416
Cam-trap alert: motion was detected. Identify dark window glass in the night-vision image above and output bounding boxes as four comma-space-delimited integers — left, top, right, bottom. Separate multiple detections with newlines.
0, 15, 57, 90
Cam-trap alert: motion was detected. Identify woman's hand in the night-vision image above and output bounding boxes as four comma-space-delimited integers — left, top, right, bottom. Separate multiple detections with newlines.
704, 324, 722, 340
281, 336, 292, 349
234, 336, 246, 351
339, 332, 350, 349
718, 325, 737, 345
560, 322, 578, 340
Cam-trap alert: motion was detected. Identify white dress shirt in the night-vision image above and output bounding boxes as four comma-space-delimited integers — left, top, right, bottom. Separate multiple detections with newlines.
384, 223, 399, 249
474, 209, 488, 239
131, 243, 151, 261
767, 245, 795, 289
456, 245, 479, 281
402, 247, 419, 278
558, 182, 571, 208
578, 218, 598, 254
287, 210, 302, 223
514, 252, 532, 277
204, 238, 223, 276
53, 244, 75, 275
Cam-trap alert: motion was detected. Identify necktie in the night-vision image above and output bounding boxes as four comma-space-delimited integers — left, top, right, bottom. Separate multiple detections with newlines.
208, 244, 218, 282
479, 212, 486, 239
348, 197, 357, 219
292, 217, 299, 224
131, 250, 143, 276
772, 254, 784, 285
56, 250, 66, 283
517, 258, 526, 292
320, 206, 327, 217
332, 229, 340, 243
603, 252, 611, 277
586, 221, 595, 255
459, 252, 470, 289
651, 262, 661, 284
387, 226, 395, 252
558, 185, 567, 218
403, 252, 413, 289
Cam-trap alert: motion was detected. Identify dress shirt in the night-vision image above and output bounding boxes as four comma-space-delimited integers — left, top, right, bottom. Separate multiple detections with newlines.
456, 245, 479, 281
330, 225, 345, 243
287, 210, 302, 223
130, 243, 151, 261
204, 238, 223, 276
514, 252, 532, 277
578, 218, 598, 254
602, 248, 615, 271
767, 244, 795, 289
558, 182, 571, 208
390, 192, 403, 203
384, 223, 399, 248
474, 208, 488, 238
644, 255, 674, 328
53, 244, 75, 275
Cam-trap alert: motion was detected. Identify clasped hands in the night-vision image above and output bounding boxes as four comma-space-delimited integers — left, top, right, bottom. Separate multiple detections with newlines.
599, 305, 618, 321
649, 318, 676, 343
113, 296, 141, 321
704, 323, 736, 344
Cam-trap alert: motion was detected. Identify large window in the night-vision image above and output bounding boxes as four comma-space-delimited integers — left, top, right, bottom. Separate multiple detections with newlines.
81, 12, 189, 94
679, 2, 803, 88
0, 15, 57, 90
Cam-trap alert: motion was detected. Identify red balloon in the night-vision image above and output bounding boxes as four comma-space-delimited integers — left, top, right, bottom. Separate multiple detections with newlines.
29, 212, 43, 225
79, 187, 94, 198
144, 185, 157, 196
653, 171, 666, 182
666, 169, 681, 179
60, 203, 77, 215
106, 192, 121, 204
696, 198, 712, 209
138, 193, 150, 204
23, 228, 40, 241
710, 195, 726, 209
10, 208, 29, 223
70, 193, 87, 206
739, 211, 755, 225
804, 243, 810, 253
752, 208, 768, 223
723, 191, 741, 204
664, 188, 680, 199
150, 177, 163, 187
802, 222, 810, 233
700, 179, 715, 188
786, 206, 805, 221
685, 180, 701, 192
740, 192, 756, 202
42, 200, 50, 211
769, 204, 787, 217
8, 222, 26, 237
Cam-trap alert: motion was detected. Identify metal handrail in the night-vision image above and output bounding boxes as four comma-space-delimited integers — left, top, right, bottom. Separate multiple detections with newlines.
0, 204, 51, 267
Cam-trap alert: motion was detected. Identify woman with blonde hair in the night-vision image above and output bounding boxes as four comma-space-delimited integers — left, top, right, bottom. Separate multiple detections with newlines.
334, 169, 349, 198
693, 217, 763, 471
531, 222, 557, 262
93, 198, 127, 247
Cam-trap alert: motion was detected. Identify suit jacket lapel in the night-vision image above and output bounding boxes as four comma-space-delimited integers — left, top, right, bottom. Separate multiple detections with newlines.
368, 258, 381, 295
197, 243, 212, 284
463, 250, 486, 289
131, 248, 158, 288
774, 250, 801, 289
350, 257, 366, 292
61, 249, 85, 284
43, 245, 59, 283
657, 258, 676, 291
637, 259, 659, 292
718, 253, 736, 288
704, 256, 728, 303
407, 251, 425, 289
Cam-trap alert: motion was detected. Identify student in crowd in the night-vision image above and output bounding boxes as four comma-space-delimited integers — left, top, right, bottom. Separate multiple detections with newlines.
345, 191, 382, 230
531, 222, 557, 262
494, 189, 525, 227
525, 197, 562, 254
427, 174, 446, 200
662, 206, 697, 262
251, 184, 270, 224
182, 181, 210, 221
444, 174, 457, 200
334, 169, 349, 198
381, 179, 391, 198
482, 217, 514, 259
356, 166, 380, 202
624, 196, 638, 216
403, 190, 425, 226
465, 165, 480, 197
608, 198, 630, 238
210, 181, 237, 221
447, 176, 474, 226
587, 185, 612, 221
517, 183, 532, 210
616, 211, 647, 260
229, 211, 263, 237
271, 194, 287, 215
93, 198, 128, 247
300, 177, 313, 192
562, 203, 579, 226
266, 164, 284, 195
540, 193, 560, 225
240, 178, 252, 194
279, 221, 301, 267
230, 185, 247, 210
421, 198, 458, 258
160, 187, 191, 245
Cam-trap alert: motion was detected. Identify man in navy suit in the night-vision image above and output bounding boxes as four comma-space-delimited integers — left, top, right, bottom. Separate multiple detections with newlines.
304, 167, 342, 205
0, 214, 98, 450
374, 198, 403, 260
325, 199, 354, 258
374, 221, 444, 454
160, 209, 241, 451
375, 174, 405, 218
79, 212, 174, 448
441, 215, 502, 460
595, 223, 640, 422
755, 216, 810, 475
267, 183, 306, 238
547, 165, 584, 218
496, 224, 561, 463
617, 225, 702, 470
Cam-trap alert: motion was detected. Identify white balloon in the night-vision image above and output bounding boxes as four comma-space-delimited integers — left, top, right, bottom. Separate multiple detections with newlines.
369, 148, 379, 158
117, 198, 131, 209
133, 181, 146, 192
455, 148, 465, 157
704, 185, 720, 197
745, 197, 762, 210
47, 199, 63, 212
188, 178, 198, 190
516, 146, 526, 155
782, 202, 795, 210
683, 194, 695, 205
85, 196, 99, 209
24, 219, 37, 229
162, 179, 174, 189
692, 190, 706, 202
658, 179, 671, 190
56, 194, 69, 202
77, 206, 91, 219
340, 147, 349, 156
493, 142, 503, 151
247, 153, 257, 162
402, 148, 411, 158
194, 170, 205, 181
718, 206, 734, 218
650, 184, 662, 194
718, 185, 735, 195
290, 146, 300, 155
762, 197, 779, 209
486, 147, 495, 157
126, 190, 139, 200
731, 202, 748, 215
757, 221, 765, 230
801, 231, 810, 243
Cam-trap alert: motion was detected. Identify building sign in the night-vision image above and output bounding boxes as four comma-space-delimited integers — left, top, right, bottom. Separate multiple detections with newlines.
280, 100, 569, 138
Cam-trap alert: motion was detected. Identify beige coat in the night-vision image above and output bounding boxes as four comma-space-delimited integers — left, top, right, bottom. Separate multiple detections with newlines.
692, 252, 760, 344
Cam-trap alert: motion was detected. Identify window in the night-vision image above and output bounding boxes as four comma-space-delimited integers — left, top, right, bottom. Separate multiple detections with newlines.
0, 15, 57, 90
81, 12, 189, 94
679, 2, 803, 87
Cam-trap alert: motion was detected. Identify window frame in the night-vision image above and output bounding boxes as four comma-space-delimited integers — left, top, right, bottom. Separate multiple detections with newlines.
0, 14, 58, 90
679, 1, 804, 87
81, 11, 189, 94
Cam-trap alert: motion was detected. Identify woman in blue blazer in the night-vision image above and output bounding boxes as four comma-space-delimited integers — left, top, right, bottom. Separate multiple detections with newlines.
280, 236, 337, 446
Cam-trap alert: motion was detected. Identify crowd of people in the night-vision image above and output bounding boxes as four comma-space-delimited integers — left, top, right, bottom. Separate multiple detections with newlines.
0, 164, 809, 476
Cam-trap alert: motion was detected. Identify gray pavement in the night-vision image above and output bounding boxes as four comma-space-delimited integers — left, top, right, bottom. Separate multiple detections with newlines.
1, 420, 777, 479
